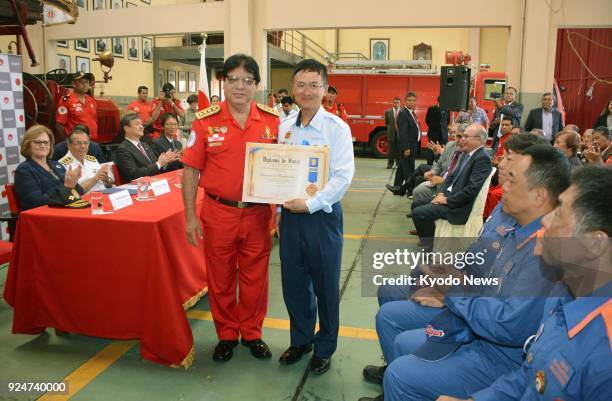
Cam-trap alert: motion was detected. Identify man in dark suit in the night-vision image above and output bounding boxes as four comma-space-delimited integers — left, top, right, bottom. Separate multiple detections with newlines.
387, 92, 421, 196
151, 113, 183, 172
385, 97, 401, 168
424, 97, 450, 145
114, 114, 180, 182
524, 92, 564, 143
411, 124, 492, 249
490, 87, 524, 152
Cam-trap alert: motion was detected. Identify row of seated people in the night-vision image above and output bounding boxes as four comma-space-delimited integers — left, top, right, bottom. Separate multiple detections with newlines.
13, 113, 183, 211
403, 122, 611, 250
357, 138, 612, 401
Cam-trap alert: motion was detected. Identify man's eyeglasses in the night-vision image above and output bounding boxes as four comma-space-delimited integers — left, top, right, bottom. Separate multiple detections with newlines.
294, 82, 325, 91
71, 141, 90, 146
225, 75, 256, 86
32, 140, 50, 146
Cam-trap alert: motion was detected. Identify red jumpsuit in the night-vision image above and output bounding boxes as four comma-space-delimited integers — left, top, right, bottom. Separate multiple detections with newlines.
323, 102, 348, 122
56, 91, 98, 140
182, 101, 279, 341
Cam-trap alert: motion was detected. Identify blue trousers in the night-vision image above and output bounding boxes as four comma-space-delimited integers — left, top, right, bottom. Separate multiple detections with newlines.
375, 299, 441, 363
384, 331, 521, 401
279, 203, 343, 359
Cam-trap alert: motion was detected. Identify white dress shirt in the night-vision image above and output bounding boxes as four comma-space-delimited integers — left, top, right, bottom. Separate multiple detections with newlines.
278, 105, 355, 214
542, 109, 553, 141
58, 150, 114, 193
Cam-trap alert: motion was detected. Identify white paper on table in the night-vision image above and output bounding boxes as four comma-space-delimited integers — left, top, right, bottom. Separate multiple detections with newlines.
150, 179, 171, 197
108, 189, 133, 210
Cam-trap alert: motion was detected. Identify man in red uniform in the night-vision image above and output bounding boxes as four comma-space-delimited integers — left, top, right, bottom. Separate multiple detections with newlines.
323, 85, 348, 122
56, 72, 98, 141
126, 85, 154, 125
150, 83, 185, 138
182, 54, 280, 363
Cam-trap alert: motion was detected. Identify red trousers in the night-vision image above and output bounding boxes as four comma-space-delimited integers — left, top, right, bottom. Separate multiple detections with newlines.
201, 195, 272, 341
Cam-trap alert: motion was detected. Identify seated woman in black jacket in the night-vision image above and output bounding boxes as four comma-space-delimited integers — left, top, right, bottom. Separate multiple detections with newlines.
14, 125, 83, 211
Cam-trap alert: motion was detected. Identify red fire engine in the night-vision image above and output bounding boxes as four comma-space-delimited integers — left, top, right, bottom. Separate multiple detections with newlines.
328, 51, 565, 157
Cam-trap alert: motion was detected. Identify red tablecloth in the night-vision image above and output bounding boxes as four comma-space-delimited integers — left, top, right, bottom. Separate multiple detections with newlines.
3, 170, 207, 368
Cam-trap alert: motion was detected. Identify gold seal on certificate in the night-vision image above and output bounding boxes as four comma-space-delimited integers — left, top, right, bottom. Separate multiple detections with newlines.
242, 143, 329, 204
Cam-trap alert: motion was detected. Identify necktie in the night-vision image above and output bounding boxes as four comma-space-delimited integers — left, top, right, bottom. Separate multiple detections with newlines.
412, 110, 422, 141
450, 153, 469, 186
445, 151, 462, 177
137, 142, 152, 163
393, 108, 398, 130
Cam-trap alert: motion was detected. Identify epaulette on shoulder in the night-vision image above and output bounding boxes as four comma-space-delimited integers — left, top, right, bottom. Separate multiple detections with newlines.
84, 155, 97, 162
257, 103, 279, 117
59, 156, 72, 165
195, 104, 221, 120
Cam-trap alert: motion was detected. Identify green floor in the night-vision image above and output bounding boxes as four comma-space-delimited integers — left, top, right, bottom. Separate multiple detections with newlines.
0, 157, 421, 401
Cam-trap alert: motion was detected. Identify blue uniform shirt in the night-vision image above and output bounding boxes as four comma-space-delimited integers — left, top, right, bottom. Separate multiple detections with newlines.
278, 106, 355, 213
446, 217, 571, 361
473, 282, 612, 401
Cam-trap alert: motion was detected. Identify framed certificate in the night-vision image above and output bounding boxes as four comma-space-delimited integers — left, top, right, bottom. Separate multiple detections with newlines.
242, 143, 329, 204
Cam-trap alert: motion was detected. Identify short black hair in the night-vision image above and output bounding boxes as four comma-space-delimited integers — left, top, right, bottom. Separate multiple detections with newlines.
161, 82, 175, 92
505, 133, 550, 153
293, 59, 328, 85
277, 88, 288, 95
68, 126, 90, 143
187, 94, 198, 104
84, 73, 95, 82
571, 165, 612, 235
138, 85, 148, 94
501, 116, 514, 125
223, 53, 260, 84
593, 126, 611, 141
120, 113, 141, 129
281, 96, 293, 105
393, 97, 401, 101
522, 144, 571, 206
160, 112, 178, 127
405, 91, 417, 99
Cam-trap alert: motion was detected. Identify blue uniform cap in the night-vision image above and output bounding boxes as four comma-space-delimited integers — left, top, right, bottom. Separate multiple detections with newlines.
412, 309, 475, 362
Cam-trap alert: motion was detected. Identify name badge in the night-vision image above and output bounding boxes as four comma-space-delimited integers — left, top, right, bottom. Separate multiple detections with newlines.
150, 178, 171, 197
108, 189, 133, 211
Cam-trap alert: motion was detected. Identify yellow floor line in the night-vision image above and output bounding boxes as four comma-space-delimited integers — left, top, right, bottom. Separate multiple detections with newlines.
348, 189, 385, 193
39, 340, 136, 401
344, 234, 419, 243
186, 310, 378, 341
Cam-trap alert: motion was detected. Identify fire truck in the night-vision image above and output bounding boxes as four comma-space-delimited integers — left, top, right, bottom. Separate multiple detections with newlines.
328, 52, 565, 157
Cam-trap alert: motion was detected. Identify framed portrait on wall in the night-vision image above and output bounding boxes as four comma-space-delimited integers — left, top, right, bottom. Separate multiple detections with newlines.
112, 37, 124, 58
56, 40, 68, 48
142, 37, 152, 62
95, 38, 108, 54
76, 56, 90, 74
178, 71, 186, 92
58, 54, 71, 72
188, 72, 196, 92
128, 37, 139, 60
167, 70, 176, 89
75, 39, 89, 52
111, 0, 123, 8
76, 0, 87, 9
92, 0, 106, 10
413, 42, 432, 61
370, 38, 389, 61
158, 69, 166, 86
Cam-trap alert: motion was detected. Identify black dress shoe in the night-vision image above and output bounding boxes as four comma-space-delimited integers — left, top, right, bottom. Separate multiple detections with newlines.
309, 356, 331, 374
279, 344, 313, 365
362, 365, 386, 384
241, 338, 272, 359
357, 394, 383, 401
213, 340, 238, 362
385, 185, 405, 196
405, 213, 412, 218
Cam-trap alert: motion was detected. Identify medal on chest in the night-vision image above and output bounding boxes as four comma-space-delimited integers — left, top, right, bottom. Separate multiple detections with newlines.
261, 126, 276, 140
535, 370, 546, 394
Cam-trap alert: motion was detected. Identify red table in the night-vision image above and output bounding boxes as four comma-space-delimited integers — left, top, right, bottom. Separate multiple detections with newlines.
3, 170, 207, 368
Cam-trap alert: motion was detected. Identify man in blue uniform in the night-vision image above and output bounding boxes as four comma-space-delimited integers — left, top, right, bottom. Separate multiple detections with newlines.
437, 164, 612, 401
277, 59, 355, 374
366, 133, 550, 385
359, 145, 571, 401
